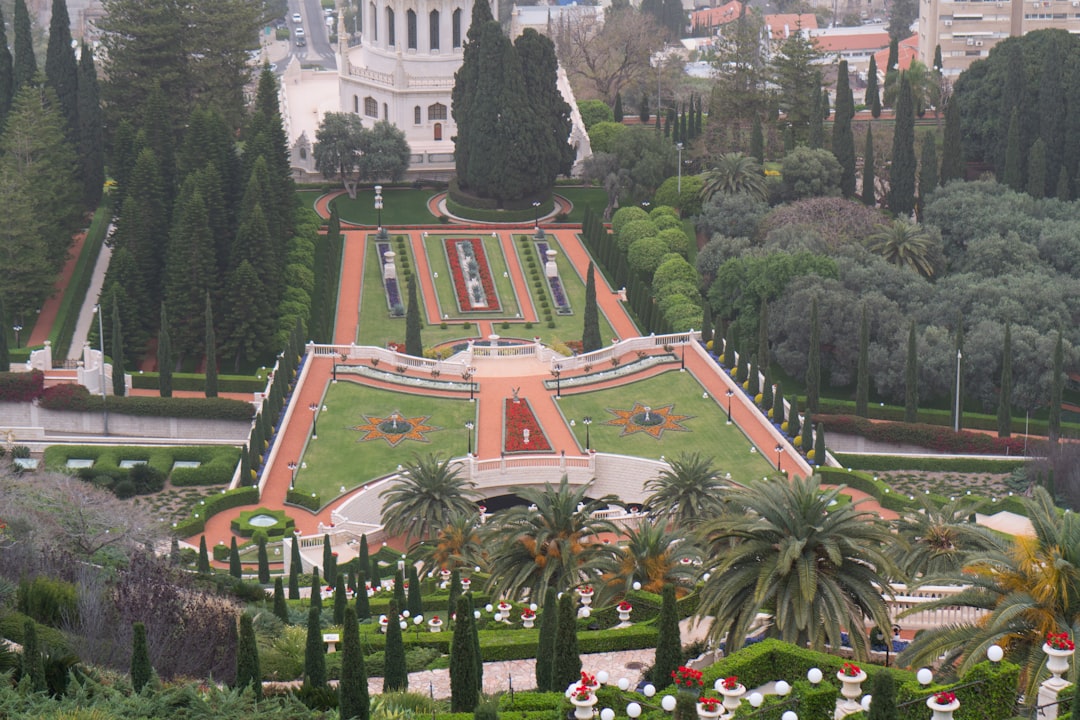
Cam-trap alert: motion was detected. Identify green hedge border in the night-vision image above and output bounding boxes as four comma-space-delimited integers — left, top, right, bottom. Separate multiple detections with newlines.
833, 453, 1028, 474
42, 445, 241, 486
130, 372, 264, 393
49, 197, 112, 361
817, 466, 1028, 516
814, 397, 1080, 437
231, 507, 295, 537
174, 486, 259, 537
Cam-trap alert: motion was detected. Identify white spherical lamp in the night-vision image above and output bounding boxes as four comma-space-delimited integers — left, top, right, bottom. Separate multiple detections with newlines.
661, 695, 677, 712
617, 678, 630, 691
643, 684, 656, 697
987, 645, 1004, 663
627, 703, 642, 719
402, 610, 410, 618
414, 615, 424, 625
861, 696, 873, 711
473, 610, 481, 619
632, 581, 642, 591
601, 710, 615, 720
530, 603, 539, 612
597, 671, 610, 684
807, 668, 823, 684
775, 680, 791, 696
917, 668, 934, 685
582, 607, 591, 618
781, 712, 798, 720
748, 692, 764, 708
485, 604, 494, 613
399, 620, 407, 629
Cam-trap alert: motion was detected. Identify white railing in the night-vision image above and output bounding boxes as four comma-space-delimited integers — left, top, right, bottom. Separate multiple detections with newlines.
308, 342, 470, 374
551, 332, 698, 373
471, 342, 541, 359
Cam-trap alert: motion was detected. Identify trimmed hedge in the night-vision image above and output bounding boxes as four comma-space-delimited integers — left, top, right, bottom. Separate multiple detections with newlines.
231, 508, 295, 537
833, 453, 1028, 474
814, 397, 1080, 437
816, 415, 1026, 455
0, 370, 44, 401
447, 177, 553, 213
38, 383, 254, 420
42, 445, 240, 487
51, 198, 111, 360
130, 372, 264, 393
174, 486, 259, 537
286, 489, 321, 511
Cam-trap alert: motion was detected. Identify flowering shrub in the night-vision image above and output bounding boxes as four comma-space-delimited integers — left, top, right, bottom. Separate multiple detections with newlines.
1047, 632, 1075, 650
39, 382, 94, 410
672, 666, 703, 689
720, 676, 738, 690
840, 662, 862, 677
617, 601, 632, 612
504, 398, 552, 453
699, 698, 720, 712
933, 692, 956, 705
0, 370, 44, 402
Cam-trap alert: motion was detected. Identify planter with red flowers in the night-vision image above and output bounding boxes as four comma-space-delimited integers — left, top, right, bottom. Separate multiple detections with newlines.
521, 607, 536, 629
696, 697, 723, 720
672, 666, 704, 694
836, 662, 866, 715
569, 684, 597, 720
1044, 632, 1075, 683
927, 691, 959, 720
716, 676, 745, 715
617, 601, 633, 623
428, 615, 443, 633
578, 585, 595, 606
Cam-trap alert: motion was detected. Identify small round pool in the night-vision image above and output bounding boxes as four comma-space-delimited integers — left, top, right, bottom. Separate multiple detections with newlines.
247, 514, 279, 528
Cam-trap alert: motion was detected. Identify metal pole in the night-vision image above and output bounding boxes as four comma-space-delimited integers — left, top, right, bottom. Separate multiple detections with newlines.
310, 402, 319, 438
465, 421, 473, 456
775, 444, 783, 473
954, 349, 962, 433
96, 305, 108, 436
13, 323, 21, 348
584, 417, 591, 450
676, 142, 683, 194
726, 389, 734, 425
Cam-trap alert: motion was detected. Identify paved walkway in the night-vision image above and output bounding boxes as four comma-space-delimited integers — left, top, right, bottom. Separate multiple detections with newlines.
27, 230, 87, 348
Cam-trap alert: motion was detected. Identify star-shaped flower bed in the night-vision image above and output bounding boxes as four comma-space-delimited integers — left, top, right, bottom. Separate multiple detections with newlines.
605, 402, 693, 440
353, 412, 440, 447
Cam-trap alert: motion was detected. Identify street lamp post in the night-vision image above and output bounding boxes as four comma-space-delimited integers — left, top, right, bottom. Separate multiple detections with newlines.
12, 323, 21, 348
726, 389, 735, 425
676, 142, 683, 194
583, 416, 592, 451
775, 444, 784, 474
309, 402, 319, 438
374, 184, 387, 240
552, 368, 561, 399
465, 420, 474, 456
93, 304, 108, 435
532, 201, 540, 229
288, 461, 298, 489
463, 366, 476, 402
953, 350, 962, 433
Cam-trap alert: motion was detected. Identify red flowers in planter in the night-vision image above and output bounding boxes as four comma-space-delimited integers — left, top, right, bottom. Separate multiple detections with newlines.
933, 692, 956, 705
445, 238, 501, 313
504, 398, 552, 452
671, 666, 703, 689
1047, 632, 1075, 650
840, 662, 862, 677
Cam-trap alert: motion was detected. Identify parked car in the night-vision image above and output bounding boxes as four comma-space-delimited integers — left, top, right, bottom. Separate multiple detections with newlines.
295, 37, 306, 47
292, 12, 302, 23
295, 26, 305, 37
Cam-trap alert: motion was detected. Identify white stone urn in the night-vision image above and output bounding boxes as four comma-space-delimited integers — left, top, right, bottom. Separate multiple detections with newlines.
617, 604, 632, 623
718, 684, 745, 716
570, 692, 597, 720
926, 696, 960, 720
696, 700, 723, 720
522, 612, 536, 629
836, 669, 867, 716
1044, 642, 1075, 684
460, 578, 472, 592
378, 615, 389, 633
578, 587, 594, 606
428, 617, 443, 633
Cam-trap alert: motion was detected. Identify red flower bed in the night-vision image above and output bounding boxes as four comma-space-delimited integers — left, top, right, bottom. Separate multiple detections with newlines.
504, 398, 552, 453
445, 238, 500, 313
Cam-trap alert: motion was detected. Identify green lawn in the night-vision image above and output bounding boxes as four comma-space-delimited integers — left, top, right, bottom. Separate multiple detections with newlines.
556, 187, 608, 223
293, 382, 477, 501
555, 371, 775, 485
328, 188, 440, 225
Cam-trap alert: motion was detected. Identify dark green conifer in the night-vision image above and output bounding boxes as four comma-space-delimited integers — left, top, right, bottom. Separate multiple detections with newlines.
77, 42, 103, 207
205, 293, 218, 397
355, 571, 371, 620
582, 262, 601, 352
111, 296, 126, 396
866, 55, 881, 118
450, 596, 478, 711
788, 397, 801, 439
552, 592, 581, 690
405, 275, 423, 357
653, 584, 680, 689
856, 305, 869, 418
45, 0, 78, 146
1027, 137, 1047, 199
273, 578, 289, 622
334, 575, 348, 625
613, 92, 623, 122
813, 422, 826, 465
393, 569, 406, 610
1050, 331, 1064, 444
448, 569, 461, 619
773, 382, 785, 426
0, 8, 13, 124
951, 316, 965, 432
639, 94, 650, 123
535, 586, 558, 691
407, 565, 422, 616
257, 535, 270, 584
866, 662, 897, 720
198, 535, 210, 573
303, 606, 326, 690
311, 567, 322, 611
940, 99, 963, 183
998, 323, 1013, 438
800, 407, 813, 454
323, 534, 335, 585
833, 61, 856, 197
862, 125, 876, 206
158, 304, 172, 397
1002, 108, 1022, 190
750, 115, 764, 164
1056, 165, 1070, 201
12, 0, 35, 88
889, 75, 917, 217
229, 536, 242, 579
22, 619, 46, 692
0, 299, 7, 372
235, 613, 262, 699
383, 600, 408, 691
339, 607, 369, 720
358, 534, 371, 579
905, 320, 918, 423
130, 621, 152, 693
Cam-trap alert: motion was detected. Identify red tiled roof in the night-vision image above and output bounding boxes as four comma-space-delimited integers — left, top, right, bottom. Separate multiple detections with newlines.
690, 0, 743, 29
871, 34, 920, 74
763, 13, 818, 39
812, 30, 891, 52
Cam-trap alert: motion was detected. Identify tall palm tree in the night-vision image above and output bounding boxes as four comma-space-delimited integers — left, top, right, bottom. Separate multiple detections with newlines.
379, 454, 479, 545
643, 453, 729, 529
866, 218, 938, 277
602, 520, 701, 598
889, 495, 1000, 580
696, 474, 898, 659
898, 487, 1080, 699
483, 476, 619, 601
413, 512, 486, 574
701, 153, 769, 203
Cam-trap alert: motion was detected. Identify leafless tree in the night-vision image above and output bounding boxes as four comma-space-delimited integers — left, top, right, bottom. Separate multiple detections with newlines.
555, 7, 664, 104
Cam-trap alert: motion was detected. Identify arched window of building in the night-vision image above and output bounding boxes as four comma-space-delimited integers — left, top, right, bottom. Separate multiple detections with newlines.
354, 95, 359, 114
434, 123, 442, 141
370, 2, 377, 40
383, 102, 389, 121
364, 96, 378, 117
428, 102, 447, 121
429, 9, 440, 50
414, 106, 422, 124
386, 6, 395, 46
452, 8, 462, 47
407, 10, 417, 49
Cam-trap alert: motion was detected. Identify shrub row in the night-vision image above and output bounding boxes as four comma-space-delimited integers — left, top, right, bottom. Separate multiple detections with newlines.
447, 177, 553, 213
816, 466, 1028, 516
173, 486, 259, 537
813, 398, 1079, 437
130, 372, 264, 394
286, 489, 321, 511
38, 383, 254, 420
832, 453, 1028, 474
51, 199, 111, 360
0, 370, 44, 401
815, 414, 1027, 455
42, 445, 240, 486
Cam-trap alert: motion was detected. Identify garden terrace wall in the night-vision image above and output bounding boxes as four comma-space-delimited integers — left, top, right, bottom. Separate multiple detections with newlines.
0, 401, 251, 442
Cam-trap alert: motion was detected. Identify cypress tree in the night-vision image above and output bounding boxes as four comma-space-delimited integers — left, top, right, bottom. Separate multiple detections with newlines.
236, 613, 262, 699
323, 534, 335, 585
998, 323, 1013, 438
257, 535, 270, 584
289, 538, 302, 598
701, 302, 713, 344
653, 584, 680, 689
383, 600, 408, 691
582, 262, 601, 352
12, 0, 34, 89
358, 535, 371, 579
0, 7, 12, 124
311, 567, 323, 611
1049, 331, 1064, 444
22, 618, 46, 692
303, 606, 326, 690
355, 571, 371, 620
229, 536, 242, 579
736, 344, 749, 383
370, 556, 382, 586
613, 92, 623, 122
111, 296, 126, 396
807, 79, 824, 150
393, 568, 407, 610
552, 592, 581, 690
933, 44, 943, 72
833, 61, 856, 197
862, 125, 876, 206
866, 664, 897, 720
905, 320, 918, 423
131, 622, 152, 693
813, 422, 826, 465
867, 55, 881, 118
747, 354, 759, 395
334, 575, 348, 626
639, 94, 649, 123
951, 317, 965, 433
773, 381, 785, 426
339, 607, 369, 720
77, 42, 103, 208
940, 99, 963, 183
45, 0, 78, 147
800, 406, 813, 453
762, 366, 773, 410
170, 536, 180, 565
158, 303, 172, 397
1027, 137, 1047, 199
724, 324, 737, 368
470, 594, 483, 694
884, 38, 899, 104
750, 115, 764, 164
535, 586, 558, 691
205, 292, 218, 397
822, 88, 830, 119
1002, 108, 1022, 191
806, 298, 820, 413
856, 305, 869, 418
448, 568, 461, 619
782, 123, 794, 153
889, 75, 917, 217
1056, 165, 1070, 201
919, 132, 939, 202
407, 565, 422, 616
404, 274, 423, 357
273, 578, 289, 622
788, 397, 801, 439
450, 596, 478, 711
0, 299, 8, 372
198, 536, 210, 573
757, 300, 769, 372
